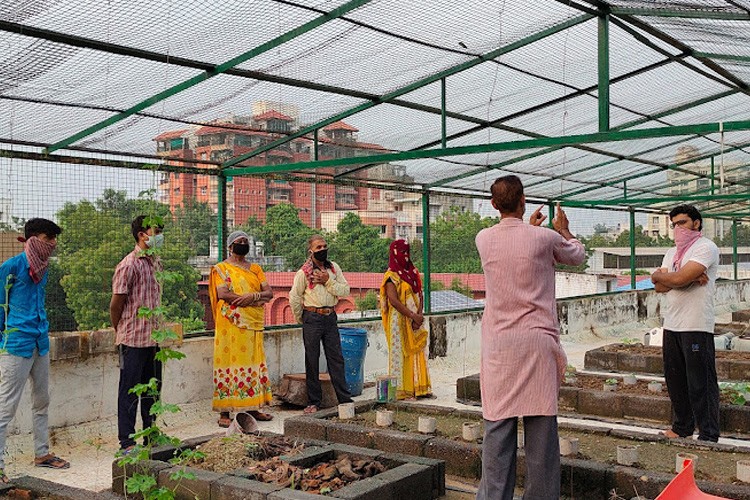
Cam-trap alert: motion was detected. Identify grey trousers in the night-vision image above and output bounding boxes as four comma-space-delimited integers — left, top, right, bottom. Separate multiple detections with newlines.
0, 350, 50, 469
477, 415, 560, 500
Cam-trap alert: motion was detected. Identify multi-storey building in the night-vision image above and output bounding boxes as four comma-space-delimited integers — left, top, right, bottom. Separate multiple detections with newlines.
155, 104, 474, 239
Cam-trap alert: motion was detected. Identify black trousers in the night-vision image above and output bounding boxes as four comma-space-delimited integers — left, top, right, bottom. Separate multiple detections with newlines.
118, 345, 162, 449
663, 329, 720, 442
302, 310, 352, 408
477, 415, 560, 500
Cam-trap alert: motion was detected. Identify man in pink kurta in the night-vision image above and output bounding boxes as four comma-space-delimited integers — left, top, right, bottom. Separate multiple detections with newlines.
476, 175, 585, 500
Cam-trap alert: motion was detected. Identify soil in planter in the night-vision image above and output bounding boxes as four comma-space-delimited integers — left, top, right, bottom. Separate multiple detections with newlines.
562, 428, 750, 484
187, 434, 305, 473
247, 454, 387, 495
565, 373, 749, 407
331, 406, 483, 441
601, 343, 750, 361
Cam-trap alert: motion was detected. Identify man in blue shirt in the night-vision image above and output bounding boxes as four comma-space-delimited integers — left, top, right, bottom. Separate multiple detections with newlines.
0, 219, 69, 483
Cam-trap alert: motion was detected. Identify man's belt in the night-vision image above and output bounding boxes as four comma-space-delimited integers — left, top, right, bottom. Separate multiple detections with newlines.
304, 306, 334, 315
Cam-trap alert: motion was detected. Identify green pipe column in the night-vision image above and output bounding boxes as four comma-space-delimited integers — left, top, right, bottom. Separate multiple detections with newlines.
630, 208, 636, 290
313, 129, 319, 161
441, 77, 447, 148
598, 13, 610, 132
548, 202, 554, 228
217, 174, 227, 259
733, 218, 738, 281
422, 192, 431, 315
711, 156, 716, 195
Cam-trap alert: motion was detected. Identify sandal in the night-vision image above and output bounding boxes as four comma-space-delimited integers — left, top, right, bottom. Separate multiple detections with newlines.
303, 405, 318, 414
249, 411, 273, 421
34, 453, 70, 469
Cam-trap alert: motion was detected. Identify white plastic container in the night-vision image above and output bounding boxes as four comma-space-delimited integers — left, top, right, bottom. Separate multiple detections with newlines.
622, 374, 637, 386
616, 445, 639, 466
603, 382, 617, 392
648, 381, 663, 393
338, 402, 355, 420
418, 416, 437, 434
644, 327, 663, 347
559, 437, 579, 456
375, 409, 393, 427
737, 460, 750, 483
676, 452, 698, 473
462, 422, 481, 441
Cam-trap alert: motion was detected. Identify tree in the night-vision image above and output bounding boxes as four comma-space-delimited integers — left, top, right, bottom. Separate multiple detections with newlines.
329, 213, 391, 273
45, 260, 77, 332
55, 192, 203, 330
429, 208, 497, 273
173, 198, 216, 256
251, 203, 315, 270
354, 290, 379, 311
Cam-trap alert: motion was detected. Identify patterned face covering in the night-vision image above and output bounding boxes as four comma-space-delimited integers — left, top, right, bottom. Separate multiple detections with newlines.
24, 236, 56, 283
672, 225, 701, 271
388, 239, 421, 294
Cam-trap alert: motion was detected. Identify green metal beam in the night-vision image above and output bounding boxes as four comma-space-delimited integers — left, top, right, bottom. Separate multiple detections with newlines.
629, 209, 636, 290
430, 87, 735, 190
217, 175, 227, 259
43, 0, 373, 154
558, 139, 750, 200
221, 14, 594, 169
598, 13, 610, 132
225, 119, 750, 176
609, 6, 750, 20
694, 52, 750, 64
563, 192, 750, 207
422, 192, 431, 315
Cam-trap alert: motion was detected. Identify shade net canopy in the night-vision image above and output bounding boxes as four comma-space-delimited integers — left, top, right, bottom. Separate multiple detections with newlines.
2, 0, 750, 216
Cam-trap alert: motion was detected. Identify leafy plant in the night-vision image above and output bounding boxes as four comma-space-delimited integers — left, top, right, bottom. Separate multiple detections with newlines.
116, 175, 203, 500
565, 364, 577, 374
621, 337, 639, 345
604, 378, 618, 386
719, 382, 749, 406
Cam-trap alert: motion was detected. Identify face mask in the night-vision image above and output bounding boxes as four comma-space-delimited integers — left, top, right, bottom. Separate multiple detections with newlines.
312, 248, 328, 262
146, 233, 164, 249
233, 243, 250, 256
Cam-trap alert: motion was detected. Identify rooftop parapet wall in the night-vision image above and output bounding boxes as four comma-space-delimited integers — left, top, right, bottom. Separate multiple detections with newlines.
8, 280, 750, 438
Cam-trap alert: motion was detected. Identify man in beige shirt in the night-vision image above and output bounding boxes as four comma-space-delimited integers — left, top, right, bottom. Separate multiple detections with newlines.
289, 234, 353, 413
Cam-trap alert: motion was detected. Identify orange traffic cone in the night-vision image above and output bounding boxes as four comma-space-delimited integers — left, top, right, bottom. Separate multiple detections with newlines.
656, 458, 729, 499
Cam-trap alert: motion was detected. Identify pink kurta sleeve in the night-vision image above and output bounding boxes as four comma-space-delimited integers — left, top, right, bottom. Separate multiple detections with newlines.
553, 236, 586, 266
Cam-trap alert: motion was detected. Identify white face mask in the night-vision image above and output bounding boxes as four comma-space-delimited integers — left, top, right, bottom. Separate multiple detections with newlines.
146, 233, 164, 249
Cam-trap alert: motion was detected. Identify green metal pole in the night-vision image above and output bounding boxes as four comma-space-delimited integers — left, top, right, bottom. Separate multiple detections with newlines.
548, 203, 555, 228
422, 192, 431, 315
733, 218, 738, 281
623, 181, 627, 200
598, 13, 610, 132
630, 208, 636, 290
313, 129, 319, 161
711, 156, 716, 195
441, 78, 447, 148
217, 174, 227, 259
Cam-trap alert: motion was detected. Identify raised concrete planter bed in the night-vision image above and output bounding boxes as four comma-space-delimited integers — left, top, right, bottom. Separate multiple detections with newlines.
112, 432, 443, 500
584, 343, 750, 380
284, 400, 750, 498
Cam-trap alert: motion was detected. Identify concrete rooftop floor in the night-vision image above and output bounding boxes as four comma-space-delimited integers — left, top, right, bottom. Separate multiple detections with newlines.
2, 317, 746, 496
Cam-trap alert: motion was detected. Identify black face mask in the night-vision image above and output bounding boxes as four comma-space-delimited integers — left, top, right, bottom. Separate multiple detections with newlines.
233, 243, 250, 256
312, 249, 328, 262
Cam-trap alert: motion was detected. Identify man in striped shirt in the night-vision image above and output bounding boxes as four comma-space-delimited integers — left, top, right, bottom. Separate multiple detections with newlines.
476, 176, 585, 500
110, 215, 164, 454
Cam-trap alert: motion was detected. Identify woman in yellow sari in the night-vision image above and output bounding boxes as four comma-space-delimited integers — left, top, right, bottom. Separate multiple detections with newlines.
380, 239, 431, 400
209, 231, 274, 427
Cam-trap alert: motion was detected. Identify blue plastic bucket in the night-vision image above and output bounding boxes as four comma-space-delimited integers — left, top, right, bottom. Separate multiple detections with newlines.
339, 327, 368, 396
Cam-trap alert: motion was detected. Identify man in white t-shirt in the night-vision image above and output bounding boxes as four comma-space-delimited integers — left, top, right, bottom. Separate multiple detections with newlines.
651, 205, 720, 442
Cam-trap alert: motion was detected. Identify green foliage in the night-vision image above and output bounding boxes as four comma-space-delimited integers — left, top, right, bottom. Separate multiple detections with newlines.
172, 198, 216, 256
715, 224, 750, 247
246, 203, 314, 270
429, 280, 445, 291
622, 269, 651, 276
55, 190, 203, 330
45, 261, 77, 331
449, 277, 472, 298
429, 207, 497, 273
329, 213, 391, 273
719, 382, 750, 406
604, 378, 618, 385
581, 225, 672, 248
354, 290, 379, 311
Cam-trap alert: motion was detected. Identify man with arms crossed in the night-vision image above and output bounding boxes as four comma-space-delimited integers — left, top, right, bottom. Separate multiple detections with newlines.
651, 204, 720, 442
